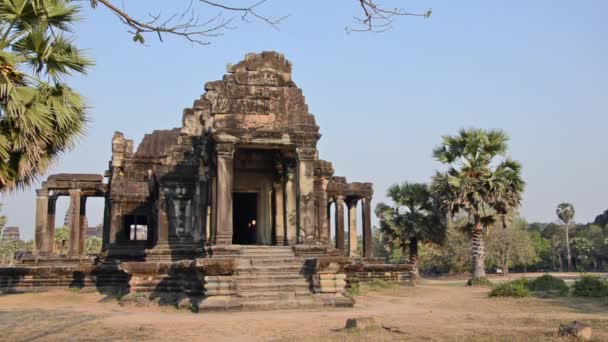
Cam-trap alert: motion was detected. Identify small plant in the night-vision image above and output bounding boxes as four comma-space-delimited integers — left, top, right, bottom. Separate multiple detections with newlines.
572, 275, 608, 297
528, 274, 569, 296
467, 277, 493, 287
489, 279, 530, 298
347, 283, 362, 296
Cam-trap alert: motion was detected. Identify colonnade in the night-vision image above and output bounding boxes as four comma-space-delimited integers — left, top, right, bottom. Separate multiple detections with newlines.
328, 196, 373, 258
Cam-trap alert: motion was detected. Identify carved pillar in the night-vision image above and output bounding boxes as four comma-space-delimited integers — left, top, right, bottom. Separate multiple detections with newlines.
335, 195, 345, 253
215, 143, 234, 245
157, 191, 169, 244
327, 200, 332, 244
274, 180, 285, 245
109, 200, 121, 244
362, 196, 373, 258
34, 189, 49, 255
347, 199, 359, 257
318, 178, 330, 244
46, 195, 57, 254
68, 189, 82, 255
298, 148, 316, 243
78, 196, 87, 254
285, 164, 298, 245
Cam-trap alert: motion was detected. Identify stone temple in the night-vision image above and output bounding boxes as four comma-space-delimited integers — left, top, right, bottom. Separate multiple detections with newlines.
1, 52, 412, 310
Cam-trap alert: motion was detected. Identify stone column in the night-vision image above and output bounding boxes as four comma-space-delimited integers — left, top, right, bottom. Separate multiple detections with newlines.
318, 179, 330, 244
68, 189, 82, 255
34, 189, 49, 255
274, 180, 285, 245
109, 200, 121, 244
157, 191, 169, 244
46, 196, 57, 254
335, 195, 345, 253
327, 200, 332, 244
347, 199, 359, 257
78, 196, 87, 254
285, 164, 298, 245
215, 143, 234, 245
362, 196, 373, 258
298, 148, 316, 244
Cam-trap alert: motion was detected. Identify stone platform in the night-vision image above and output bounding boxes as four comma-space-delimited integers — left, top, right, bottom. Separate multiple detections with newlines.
0, 246, 413, 311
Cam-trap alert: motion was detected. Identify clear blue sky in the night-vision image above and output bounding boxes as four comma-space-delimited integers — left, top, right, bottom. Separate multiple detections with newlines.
2, 0, 607, 240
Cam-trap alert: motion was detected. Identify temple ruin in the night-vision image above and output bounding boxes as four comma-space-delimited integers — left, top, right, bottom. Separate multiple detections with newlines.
1, 52, 412, 310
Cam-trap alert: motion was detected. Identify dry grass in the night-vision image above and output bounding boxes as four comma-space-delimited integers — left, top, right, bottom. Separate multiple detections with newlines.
0, 274, 607, 341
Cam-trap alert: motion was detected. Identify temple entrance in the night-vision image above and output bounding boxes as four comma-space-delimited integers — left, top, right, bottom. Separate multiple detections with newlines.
232, 192, 258, 245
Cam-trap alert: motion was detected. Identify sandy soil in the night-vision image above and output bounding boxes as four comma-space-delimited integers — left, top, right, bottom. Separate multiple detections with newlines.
1, 274, 607, 342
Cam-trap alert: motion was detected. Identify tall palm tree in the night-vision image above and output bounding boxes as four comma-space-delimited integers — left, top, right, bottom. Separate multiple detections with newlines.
375, 182, 446, 280
0, 0, 93, 191
431, 128, 525, 281
556, 202, 575, 272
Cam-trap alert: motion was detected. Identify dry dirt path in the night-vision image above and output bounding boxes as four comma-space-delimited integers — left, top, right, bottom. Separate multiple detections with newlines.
0, 277, 607, 341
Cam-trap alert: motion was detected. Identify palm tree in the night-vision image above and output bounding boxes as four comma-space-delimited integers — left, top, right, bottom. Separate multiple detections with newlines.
556, 202, 575, 272
375, 182, 446, 280
0, 0, 93, 191
431, 128, 525, 281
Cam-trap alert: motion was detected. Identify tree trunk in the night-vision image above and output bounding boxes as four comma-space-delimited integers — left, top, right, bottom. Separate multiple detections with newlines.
409, 238, 419, 282
565, 223, 572, 272
557, 253, 563, 272
503, 250, 509, 276
471, 216, 486, 280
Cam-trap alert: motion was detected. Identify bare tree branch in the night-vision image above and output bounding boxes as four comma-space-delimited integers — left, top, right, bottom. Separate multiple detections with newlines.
85, 0, 429, 45
348, 0, 431, 33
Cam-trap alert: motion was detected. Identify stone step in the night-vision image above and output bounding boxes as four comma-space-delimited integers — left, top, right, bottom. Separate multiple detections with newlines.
235, 280, 310, 291
235, 289, 312, 300
238, 298, 318, 310
236, 265, 310, 274
236, 274, 310, 282
238, 258, 304, 266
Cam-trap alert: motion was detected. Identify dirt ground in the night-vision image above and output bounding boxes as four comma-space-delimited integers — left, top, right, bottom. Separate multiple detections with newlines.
1, 273, 607, 342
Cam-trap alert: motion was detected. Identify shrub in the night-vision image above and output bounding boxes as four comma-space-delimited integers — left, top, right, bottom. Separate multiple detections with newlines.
347, 283, 362, 296
572, 275, 608, 297
528, 274, 570, 296
489, 279, 530, 298
467, 277, 493, 287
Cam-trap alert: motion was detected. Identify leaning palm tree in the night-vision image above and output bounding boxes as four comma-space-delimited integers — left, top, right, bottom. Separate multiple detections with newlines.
375, 182, 446, 280
431, 128, 525, 281
0, 0, 93, 191
556, 202, 575, 272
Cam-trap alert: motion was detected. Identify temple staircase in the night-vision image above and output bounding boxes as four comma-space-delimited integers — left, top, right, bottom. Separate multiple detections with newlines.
234, 246, 317, 310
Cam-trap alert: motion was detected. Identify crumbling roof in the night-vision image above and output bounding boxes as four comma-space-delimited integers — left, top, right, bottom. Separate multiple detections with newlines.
135, 128, 181, 158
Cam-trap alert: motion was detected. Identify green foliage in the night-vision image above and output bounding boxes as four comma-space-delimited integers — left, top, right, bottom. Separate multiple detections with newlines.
375, 182, 447, 275
485, 214, 537, 274
54, 226, 69, 254
85, 236, 101, 255
347, 282, 361, 296
0, 0, 93, 191
467, 277, 493, 287
572, 275, 608, 297
0, 203, 5, 230
489, 279, 531, 297
431, 128, 525, 279
528, 274, 569, 296
418, 221, 471, 274
0, 238, 32, 264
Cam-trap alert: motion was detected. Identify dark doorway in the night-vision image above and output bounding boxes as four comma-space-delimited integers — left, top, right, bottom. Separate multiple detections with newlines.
233, 192, 258, 245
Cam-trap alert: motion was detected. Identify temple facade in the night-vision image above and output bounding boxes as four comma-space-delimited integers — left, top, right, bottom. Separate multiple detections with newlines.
34, 51, 374, 260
